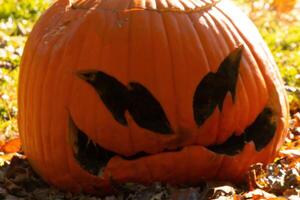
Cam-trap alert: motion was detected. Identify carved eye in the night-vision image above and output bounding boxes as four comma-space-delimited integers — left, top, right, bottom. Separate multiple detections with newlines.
78, 71, 173, 134
193, 46, 243, 126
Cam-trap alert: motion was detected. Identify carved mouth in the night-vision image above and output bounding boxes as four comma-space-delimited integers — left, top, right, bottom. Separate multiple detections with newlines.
69, 118, 182, 176
70, 107, 276, 176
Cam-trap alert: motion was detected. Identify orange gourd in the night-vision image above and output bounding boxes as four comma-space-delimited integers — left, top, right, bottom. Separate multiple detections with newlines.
18, 0, 289, 194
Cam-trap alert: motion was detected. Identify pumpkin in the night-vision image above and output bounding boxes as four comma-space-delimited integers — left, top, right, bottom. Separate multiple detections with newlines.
18, 0, 289, 194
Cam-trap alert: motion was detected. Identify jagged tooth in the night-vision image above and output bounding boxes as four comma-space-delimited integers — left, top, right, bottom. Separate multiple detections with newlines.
93, 140, 98, 147
97, 167, 105, 177
86, 138, 92, 148
69, 118, 79, 154
72, 141, 79, 154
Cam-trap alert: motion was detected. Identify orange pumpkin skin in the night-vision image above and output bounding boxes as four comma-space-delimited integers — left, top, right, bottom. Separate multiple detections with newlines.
18, 0, 289, 194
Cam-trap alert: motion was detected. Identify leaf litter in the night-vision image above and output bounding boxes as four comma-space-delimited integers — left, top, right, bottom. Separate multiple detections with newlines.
0, 116, 300, 200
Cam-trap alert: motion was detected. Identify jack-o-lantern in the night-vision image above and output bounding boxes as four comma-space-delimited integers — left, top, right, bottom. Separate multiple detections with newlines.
18, 0, 289, 194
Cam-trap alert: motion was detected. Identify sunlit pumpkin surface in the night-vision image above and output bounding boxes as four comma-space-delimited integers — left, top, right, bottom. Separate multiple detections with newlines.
18, 0, 289, 194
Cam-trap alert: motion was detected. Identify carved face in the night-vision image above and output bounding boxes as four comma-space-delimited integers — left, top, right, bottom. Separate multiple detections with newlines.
18, 0, 289, 194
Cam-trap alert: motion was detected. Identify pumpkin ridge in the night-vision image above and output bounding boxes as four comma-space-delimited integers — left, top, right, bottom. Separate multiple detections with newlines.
127, 8, 135, 154
207, 9, 249, 133
206, 8, 247, 135
45, 9, 97, 177
30, 14, 70, 170
159, 12, 181, 133
212, 6, 262, 128
19, 3, 66, 164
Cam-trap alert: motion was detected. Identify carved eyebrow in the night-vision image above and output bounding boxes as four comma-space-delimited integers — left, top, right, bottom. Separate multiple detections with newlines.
78, 71, 173, 134
193, 46, 243, 126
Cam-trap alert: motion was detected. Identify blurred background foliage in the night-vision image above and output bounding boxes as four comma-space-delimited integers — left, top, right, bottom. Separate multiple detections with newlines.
0, 0, 299, 140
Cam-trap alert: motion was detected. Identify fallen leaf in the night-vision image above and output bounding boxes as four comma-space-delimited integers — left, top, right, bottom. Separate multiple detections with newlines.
0, 138, 21, 153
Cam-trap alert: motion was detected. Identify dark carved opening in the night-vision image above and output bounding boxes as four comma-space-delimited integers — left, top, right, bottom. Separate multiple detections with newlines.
193, 46, 243, 126
208, 107, 277, 155
78, 71, 172, 134
69, 108, 275, 176
70, 116, 173, 176
69, 117, 115, 175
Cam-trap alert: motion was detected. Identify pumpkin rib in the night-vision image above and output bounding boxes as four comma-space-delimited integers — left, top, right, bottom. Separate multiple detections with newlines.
207, 8, 259, 136
129, 6, 161, 154
127, 9, 158, 154
185, 12, 215, 134
187, 12, 220, 145
240, 59, 262, 126
200, 11, 240, 144
126, 9, 136, 154
66, 9, 117, 185
200, 11, 228, 144
236, 77, 250, 133
47, 7, 101, 181
198, 11, 225, 144
39, 19, 76, 179
210, 7, 262, 131
26, 9, 69, 178
89, 10, 109, 155
126, 9, 168, 154
160, 12, 181, 136
165, 12, 189, 136
186, 12, 211, 76
76, 9, 102, 151
148, 11, 169, 151
18, 1, 66, 167
211, 12, 257, 129
112, 10, 138, 154
174, 13, 199, 135
242, 56, 268, 111
188, 11, 220, 145
181, 13, 210, 131
44, 11, 88, 181
153, 11, 196, 148
186, 12, 218, 140
214, 3, 274, 101
37, 0, 78, 179
204, 10, 246, 134
210, 6, 270, 120
96, 10, 135, 155
58, 19, 94, 183
170, 13, 194, 137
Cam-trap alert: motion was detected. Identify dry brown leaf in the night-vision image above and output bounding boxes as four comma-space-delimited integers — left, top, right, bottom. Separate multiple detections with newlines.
0, 138, 21, 154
